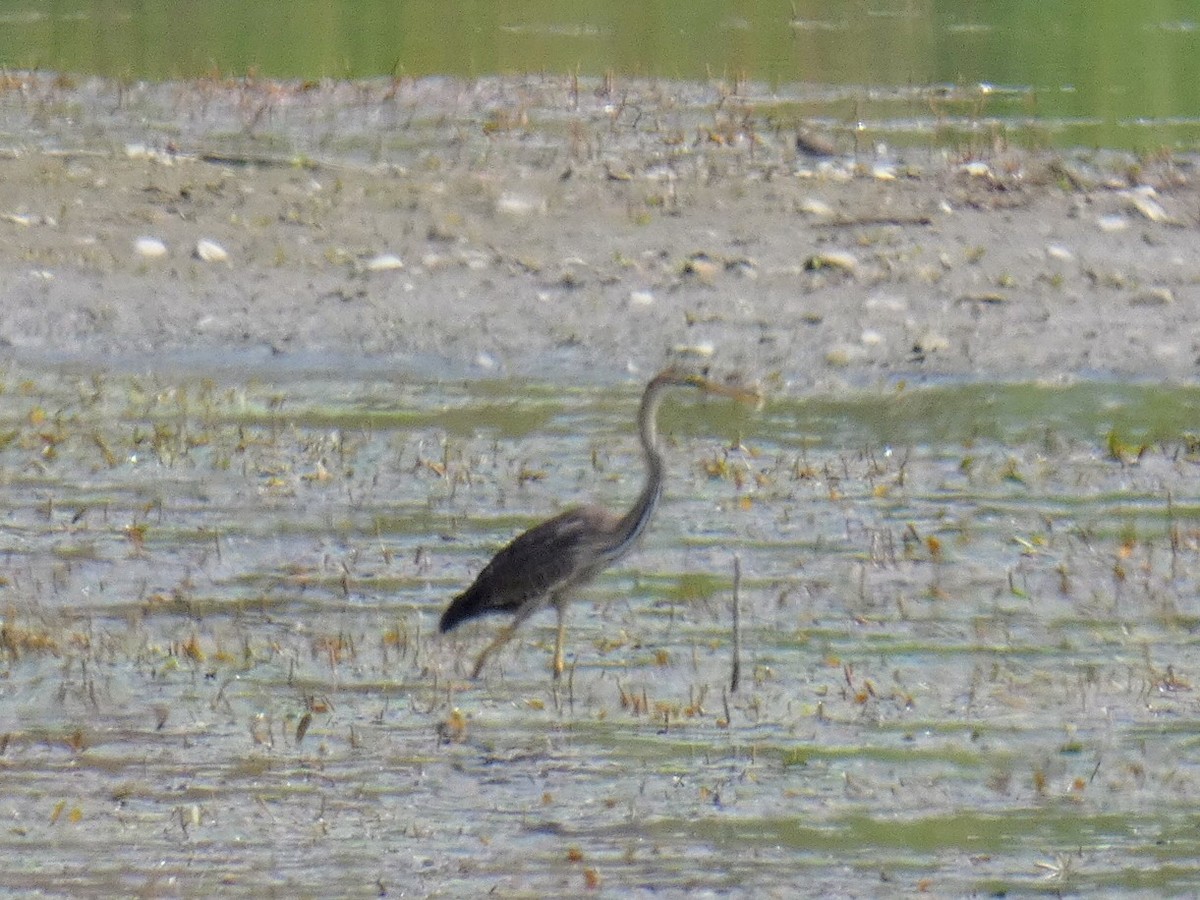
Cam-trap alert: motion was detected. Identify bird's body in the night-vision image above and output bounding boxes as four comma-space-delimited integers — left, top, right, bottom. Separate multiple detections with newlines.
437, 504, 628, 632
439, 368, 753, 678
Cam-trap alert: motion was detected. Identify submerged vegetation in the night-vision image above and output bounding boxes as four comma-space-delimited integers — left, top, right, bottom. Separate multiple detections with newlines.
1, 364, 1199, 893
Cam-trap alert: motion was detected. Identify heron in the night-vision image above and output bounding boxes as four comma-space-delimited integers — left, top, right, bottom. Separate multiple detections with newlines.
439, 367, 757, 679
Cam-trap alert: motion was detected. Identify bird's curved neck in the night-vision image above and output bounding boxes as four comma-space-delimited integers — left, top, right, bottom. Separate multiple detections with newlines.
608, 375, 672, 555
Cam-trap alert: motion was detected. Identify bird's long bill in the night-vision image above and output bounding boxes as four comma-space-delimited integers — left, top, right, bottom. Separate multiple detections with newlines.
688, 374, 763, 407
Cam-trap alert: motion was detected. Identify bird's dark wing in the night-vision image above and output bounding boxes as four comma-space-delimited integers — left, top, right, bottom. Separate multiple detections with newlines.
439, 505, 618, 632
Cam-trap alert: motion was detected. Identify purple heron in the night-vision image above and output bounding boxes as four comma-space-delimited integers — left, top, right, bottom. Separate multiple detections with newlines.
439, 368, 757, 679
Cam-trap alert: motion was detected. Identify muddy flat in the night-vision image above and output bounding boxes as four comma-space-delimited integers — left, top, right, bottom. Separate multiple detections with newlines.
1, 73, 1198, 382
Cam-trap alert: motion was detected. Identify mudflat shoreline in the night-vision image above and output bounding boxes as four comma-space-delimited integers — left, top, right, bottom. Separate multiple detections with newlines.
1, 74, 1197, 386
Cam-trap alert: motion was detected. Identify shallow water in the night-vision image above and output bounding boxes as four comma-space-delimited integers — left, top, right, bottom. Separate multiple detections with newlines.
3, 2, 1200, 149
2, 362, 1200, 896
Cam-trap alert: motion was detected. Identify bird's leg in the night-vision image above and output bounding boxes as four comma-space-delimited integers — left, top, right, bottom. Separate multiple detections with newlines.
552, 600, 568, 681
470, 623, 517, 679
470, 602, 543, 678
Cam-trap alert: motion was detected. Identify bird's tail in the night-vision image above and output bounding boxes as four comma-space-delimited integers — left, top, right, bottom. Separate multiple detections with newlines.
439, 585, 486, 633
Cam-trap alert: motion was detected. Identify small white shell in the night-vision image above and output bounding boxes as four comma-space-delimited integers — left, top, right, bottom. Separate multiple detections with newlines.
1131, 287, 1174, 306
825, 343, 867, 367
194, 239, 229, 263
496, 193, 545, 216
798, 197, 834, 218
134, 237, 168, 259
1122, 189, 1175, 224
365, 253, 404, 272
805, 250, 857, 273
628, 290, 655, 306
959, 161, 992, 178
673, 341, 715, 358
914, 331, 950, 354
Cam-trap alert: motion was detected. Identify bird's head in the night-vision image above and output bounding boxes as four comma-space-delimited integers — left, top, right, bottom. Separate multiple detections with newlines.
652, 366, 763, 406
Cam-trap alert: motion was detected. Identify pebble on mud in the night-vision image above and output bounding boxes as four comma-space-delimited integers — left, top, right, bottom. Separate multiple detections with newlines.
914, 331, 951, 354
673, 341, 715, 358
825, 342, 868, 367
496, 193, 546, 217
629, 290, 655, 306
124, 143, 174, 165
194, 239, 229, 263
1122, 187, 1178, 225
864, 292, 908, 313
860, 329, 884, 347
1130, 287, 1174, 306
959, 161, 992, 179
682, 255, 721, 283
804, 250, 857, 273
798, 197, 834, 218
134, 237, 168, 259
365, 253, 404, 272
3, 212, 48, 227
